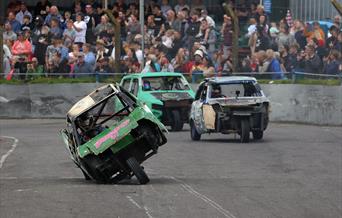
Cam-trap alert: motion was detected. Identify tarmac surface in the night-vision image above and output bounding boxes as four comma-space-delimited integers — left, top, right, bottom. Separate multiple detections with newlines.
0, 119, 341, 218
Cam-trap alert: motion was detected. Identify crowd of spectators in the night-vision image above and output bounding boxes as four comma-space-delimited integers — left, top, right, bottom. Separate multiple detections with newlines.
2, 0, 342, 81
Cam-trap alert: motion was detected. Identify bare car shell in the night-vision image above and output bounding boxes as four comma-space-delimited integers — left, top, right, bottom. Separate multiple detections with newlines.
190, 77, 270, 143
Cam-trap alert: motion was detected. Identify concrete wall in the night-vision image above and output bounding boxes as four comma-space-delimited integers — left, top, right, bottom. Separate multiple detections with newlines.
0, 84, 341, 126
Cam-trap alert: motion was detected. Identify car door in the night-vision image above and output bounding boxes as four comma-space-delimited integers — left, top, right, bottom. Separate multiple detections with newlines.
191, 83, 207, 133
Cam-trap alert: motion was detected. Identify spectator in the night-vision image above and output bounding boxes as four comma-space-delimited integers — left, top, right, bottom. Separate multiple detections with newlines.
21, 15, 34, 32
47, 51, 70, 76
323, 50, 341, 75
200, 9, 215, 28
82, 43, 96, 68
185, 10, 201, 51
326, 26, 340, 52
164, 9, 180, 32
35, 0, 52, 18
50, 17, 62, 38
45, 37, 68, 69
293, 20, 307, 50
265, 49, 284, 79
11, 31, 32, 58
16, 2, 32, 24
171, 47, 187, 73
190, 49, 206, 82
95, 39, 110, 62
44, 6, 62, 27
191, 0, 206, 11
304, 45, 322, 73
277, 23, 295, 49
221, 15, 233, 58
153, 5, 166, 34
332, 15, 341, 30
160, 56, 174, 72
63, 20, 76, 48
95, 57, 112, 79
126, 14, 141, 43
255, 26, 270, 52
3, 22, 17, 43
7, 12, 21, 33
142, 54, 160, 73
247, 17, 258, 54
174, 0, 190, 13
200, 19, 217, 58
73, 13, 87, 45
84, 4, 97, 44
26, 57, 44, 78
161, 0, 172, 17
74, 53, 94, 76
94, 15, 113, 37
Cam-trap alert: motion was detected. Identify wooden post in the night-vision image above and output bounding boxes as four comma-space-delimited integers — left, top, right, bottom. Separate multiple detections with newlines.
104, 9, 121, 75
331, 0, 342, 15
223, 4, 239, 73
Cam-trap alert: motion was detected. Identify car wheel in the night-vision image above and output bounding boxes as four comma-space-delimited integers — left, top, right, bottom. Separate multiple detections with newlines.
82, 155, 111, 184
171, 110, 184, 131
240, 119, 250, 143
190, 121, 201, 141
253, 130, 263, 140
126, 157, 150, 184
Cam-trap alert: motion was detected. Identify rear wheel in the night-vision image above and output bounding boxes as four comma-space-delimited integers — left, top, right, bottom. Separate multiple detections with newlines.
240, 119, 250, 143
126, 157, 150, 184
190, 121, 201, 141
171, 110, 183, 131
253, 130, 263, 140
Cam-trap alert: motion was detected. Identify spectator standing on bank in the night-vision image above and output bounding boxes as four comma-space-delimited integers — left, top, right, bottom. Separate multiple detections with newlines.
323, 50, 341, 75
265, 49, 284, 79
21, 15, 34, 32
35, 0, 52, 18
3, 22, 17, 43
200, 19, 217, 58
174, 0, 190, 13
44, 6, 62, 27
7, 12, 21, 33
185, 10, 201, 51
50, 18, 62, 38
84, 4, 97, 44
304, 45, 322, 74
16, 2, 32, 24
73, 13, 87, 45
82, 43, 96, 68
74, 53, 94, 76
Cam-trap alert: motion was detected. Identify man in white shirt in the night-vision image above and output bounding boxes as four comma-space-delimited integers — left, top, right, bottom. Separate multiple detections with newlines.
73, 13, 87, 44
16, 2, 32, 24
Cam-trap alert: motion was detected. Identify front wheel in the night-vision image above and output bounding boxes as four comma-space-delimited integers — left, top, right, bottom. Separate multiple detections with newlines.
240, 119, 250, 143
170, 110, 184, 131
253, 130, 263, 140
126, 157, 150, 184
190, 121, 201, 141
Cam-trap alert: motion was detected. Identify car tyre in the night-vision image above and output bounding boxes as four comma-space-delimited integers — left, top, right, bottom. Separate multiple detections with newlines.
126, 157, 150, 184
190, 121, 201, 141
171, 110, 183, 131
240, 119, 250, 143
82, 155, 111, 184
253, 130, 263, 140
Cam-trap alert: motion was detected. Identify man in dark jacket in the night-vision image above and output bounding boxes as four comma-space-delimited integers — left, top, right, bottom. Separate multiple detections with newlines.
185, 10, 201, 51
304, 45, 322, 74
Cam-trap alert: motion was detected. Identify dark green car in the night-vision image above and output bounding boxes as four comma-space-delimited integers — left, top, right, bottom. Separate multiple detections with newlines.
61, 84, 167, 184
120, 72, 195, 131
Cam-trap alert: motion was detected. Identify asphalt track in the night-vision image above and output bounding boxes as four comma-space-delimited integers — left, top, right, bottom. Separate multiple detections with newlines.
0, 119, 341, 218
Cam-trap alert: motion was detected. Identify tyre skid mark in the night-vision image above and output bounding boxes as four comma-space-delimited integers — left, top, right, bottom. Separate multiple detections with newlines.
165, 176, 237, 218
0, 136, 19, 169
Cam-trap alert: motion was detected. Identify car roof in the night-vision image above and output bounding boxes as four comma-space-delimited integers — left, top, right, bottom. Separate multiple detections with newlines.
67, 84, 117, 120
206, 76, 257, 84
123, 72, 184, 78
